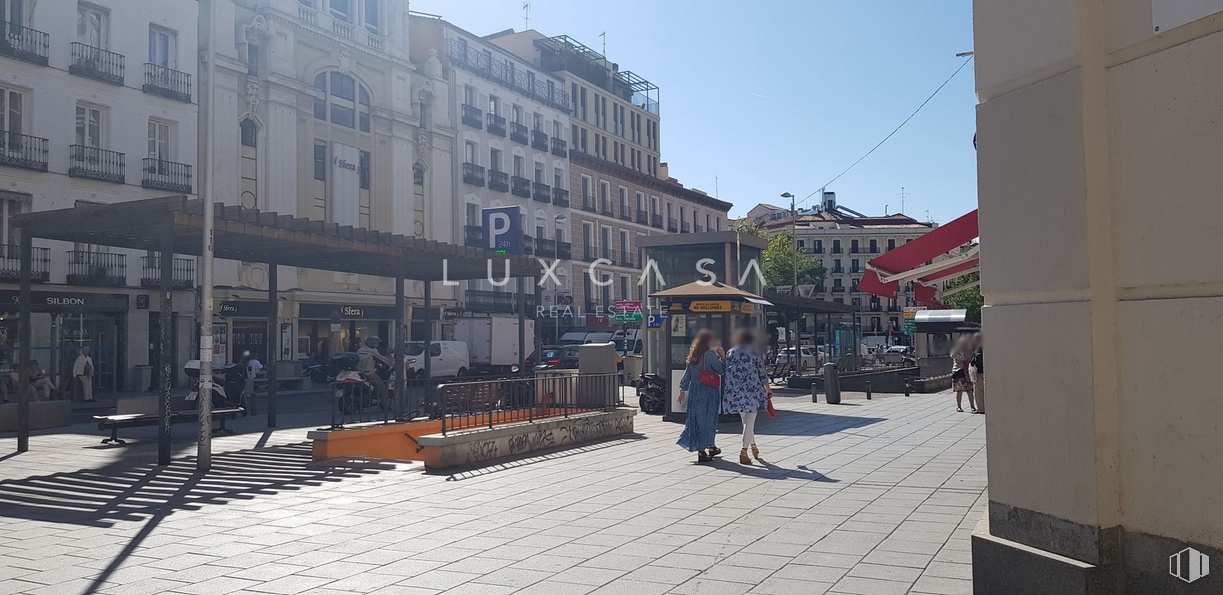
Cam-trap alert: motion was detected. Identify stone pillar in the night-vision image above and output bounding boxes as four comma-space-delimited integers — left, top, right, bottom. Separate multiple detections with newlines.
973, 1, 1223, 593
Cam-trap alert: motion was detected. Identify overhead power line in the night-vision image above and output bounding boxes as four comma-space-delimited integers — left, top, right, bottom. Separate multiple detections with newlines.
800, 56, 974, 206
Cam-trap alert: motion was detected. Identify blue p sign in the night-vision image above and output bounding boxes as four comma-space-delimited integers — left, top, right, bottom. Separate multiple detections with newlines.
482, 206, 520, 255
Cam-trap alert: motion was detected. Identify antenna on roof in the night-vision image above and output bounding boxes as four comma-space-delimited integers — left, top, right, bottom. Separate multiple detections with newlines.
715, 175, 719, 199
898, 186, 908, 214
523, 2, 531, 29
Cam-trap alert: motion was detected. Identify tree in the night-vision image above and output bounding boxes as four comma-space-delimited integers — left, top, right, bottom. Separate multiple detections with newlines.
734, 219, 825, 290
941, 272, 983, 323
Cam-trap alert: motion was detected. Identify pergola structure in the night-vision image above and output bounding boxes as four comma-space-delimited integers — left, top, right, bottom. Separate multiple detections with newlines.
11, 196, 538, 465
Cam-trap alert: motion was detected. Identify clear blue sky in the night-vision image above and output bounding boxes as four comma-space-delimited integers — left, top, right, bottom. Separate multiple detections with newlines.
410, 0, 978, 224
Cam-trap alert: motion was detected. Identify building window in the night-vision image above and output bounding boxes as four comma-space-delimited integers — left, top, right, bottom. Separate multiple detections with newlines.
1, 86, 25, 139
888, 239, 896, 251
313, 72, 371, 132
329, 0, 350, 20
240, 118, 258, 147
77, 2, 109, 48
75, 104, 103, 148
363, 0, 379, 33
359, 150, 370, 190
147, 119, 171, 161
240, 118, 258, 209
148, 26, 176, 69
0, 191, 28, 245
313, 141, 326, 181
619, 187, 628, 215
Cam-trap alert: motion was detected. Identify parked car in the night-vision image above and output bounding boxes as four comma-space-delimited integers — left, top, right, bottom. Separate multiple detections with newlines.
532, 345, 580, 370
776, 346, 820, 370
404, 341, 470, 378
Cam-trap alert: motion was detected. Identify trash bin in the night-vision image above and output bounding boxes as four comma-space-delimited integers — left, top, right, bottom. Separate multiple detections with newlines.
133, 365, 153, 392
823, 362, 841, 405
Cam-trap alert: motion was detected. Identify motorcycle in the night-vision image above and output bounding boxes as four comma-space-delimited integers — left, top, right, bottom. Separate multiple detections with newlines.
331, 352, 395, 415
637, 373, 667, 415
184, 360, 247, 410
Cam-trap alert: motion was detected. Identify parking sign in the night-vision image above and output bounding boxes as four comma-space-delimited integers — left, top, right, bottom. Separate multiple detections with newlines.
482, 206, 521, 255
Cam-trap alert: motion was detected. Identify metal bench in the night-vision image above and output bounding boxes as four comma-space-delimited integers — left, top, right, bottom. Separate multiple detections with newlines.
767, 361, 793, 384
94, 407, 244, 445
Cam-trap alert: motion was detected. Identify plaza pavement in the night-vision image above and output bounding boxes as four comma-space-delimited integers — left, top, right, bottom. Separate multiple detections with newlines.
0, 389, 986, 595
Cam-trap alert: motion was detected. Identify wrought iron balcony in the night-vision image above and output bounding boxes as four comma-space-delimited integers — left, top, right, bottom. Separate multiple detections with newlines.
1, 20, 49, 66
487, 113, 506, 137
511, 175, 531, 198
533, 182, 551, 202
465, 289, 517, 314
551, 137, 567, 157
620, 253, 634, 267
556, 241, 571, 260
0, 245, 49, 282
531, 129, 549, 152
70, 42, 124, 86
535, 238, 556, 258
67, 251, 126, 286
461, 103, 483, 129
141, 256, 195, 289
462, 162, 486, 186
463, 225, 483, 248
522, 235, 534, 256
831, 247, 843, 254
581, 246, 595, 262
143, 63, 191, 102
832, 286, 845, 293
667, 218, 678, 232
619, 209, 632, 222
651, 214, 663, 229
69, 145, 125, 183
488, 169, 509, 192
552, 187, 570, 207
141, 159, 192, 193
636, 210, 648, 225
0, 132, 49, 172
695, 224, 704, 233
582, 199, 596, 213
681, 222, 691, 233
510, 122, 528, 144
600, 202, 614, 217
832, 267, 845, 274
444, 38, 571, 114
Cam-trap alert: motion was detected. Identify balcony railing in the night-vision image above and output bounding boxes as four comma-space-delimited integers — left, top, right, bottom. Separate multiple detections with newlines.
681, 222, 691, 233
831, 247, 843, 254
510, 122, 528, 144
557, 241, 571, 260
69, 145, 125, 183
619, 209, 632, 222
601, 202, 614, 217
142, 159, 192, 193
461, 104, 483, 129
488, 169, 509, 192
445, 38, 572, 114
581, 246, 595, 262
651, 214, 663, 229
1, 20, 49, 66
462, 162, 486, 187
667, 218, 678, 232
531, 130, 549, 151
832, 286, 845, 293
0, 132, 49, 172
487, 113, 506, 137
70, 42, 124, 86
143, 63, 191, 102
141, 256, 195, 289
511, 175, 531, 198
465, 289, 516, 314
533, 182, 551, 202
832, 268, 845, 274
552, 187, 570, 207
0, 245, 49, 282
67, 251, 126, 286
620, 253, 633, 267
551, 137, 567, 157
463, 225, 483, 248
636, 210, 648, 225
695, 225, 704, 233
535, 238, 556, 258
582, 198, 596, 213
522, 235, 534, 256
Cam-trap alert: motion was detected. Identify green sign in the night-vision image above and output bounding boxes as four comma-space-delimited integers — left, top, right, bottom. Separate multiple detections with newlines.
614, 311, 644, 322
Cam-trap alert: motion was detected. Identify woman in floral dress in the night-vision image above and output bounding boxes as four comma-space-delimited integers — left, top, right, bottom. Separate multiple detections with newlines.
722, 329, 772, 464
677, 329, 725, 463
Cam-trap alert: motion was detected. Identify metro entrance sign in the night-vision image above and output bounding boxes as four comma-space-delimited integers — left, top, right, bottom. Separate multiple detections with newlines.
613, 300, 643, 322
903, 306, 927, 335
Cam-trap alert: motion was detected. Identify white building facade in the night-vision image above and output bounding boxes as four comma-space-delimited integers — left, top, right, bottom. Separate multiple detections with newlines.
0, 0, 199, 391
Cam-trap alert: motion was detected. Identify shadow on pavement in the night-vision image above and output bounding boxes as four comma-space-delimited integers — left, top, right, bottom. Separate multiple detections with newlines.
704, 457, 840, 482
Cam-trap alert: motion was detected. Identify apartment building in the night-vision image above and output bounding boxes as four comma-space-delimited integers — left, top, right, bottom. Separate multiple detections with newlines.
408, 15, 573, 323
0, 0, 199, 390
202, 0, 458, 361
759, 194, 936, 343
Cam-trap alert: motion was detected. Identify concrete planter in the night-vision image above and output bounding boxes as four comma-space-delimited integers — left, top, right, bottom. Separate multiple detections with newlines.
0, 400, 72, 432
417, 408, 637, 469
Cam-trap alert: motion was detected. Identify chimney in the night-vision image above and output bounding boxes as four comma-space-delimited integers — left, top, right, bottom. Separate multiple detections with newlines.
659, 162, 669, 180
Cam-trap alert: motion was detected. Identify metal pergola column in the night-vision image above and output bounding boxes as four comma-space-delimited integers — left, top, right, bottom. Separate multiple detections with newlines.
158, 223, 174, 465
16, 234, 31, 452
394, 263, 405, 419
266, 261, 278, 427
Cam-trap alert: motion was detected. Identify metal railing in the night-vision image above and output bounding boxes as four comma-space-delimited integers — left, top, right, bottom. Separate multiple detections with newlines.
142, 158, 192, 193
636, 209, 648, 225
681, 222, 691, 233
533, 181, 551, 202
531, 129, 549, 151
461, 103, 483, 129
510, 121, 528, 144
438, 372, 621, 435
463, 225, 483, 247
445, 38, 571, 113
556, 241, 571, 260
552, 187, 570, 207
1, 20, 49, 66
140, 256, 195, 289
600, 202, 614, 217
67, 251, 126, 286
488, 169, 509, 192
330, 374, 434, 429
70, 42, 124, 85
143, 63, 191, 102
69, 145, 125, 183
667, 217, 678, 232
0, 245, 49, 282
511, 175, 531, 198
620, 210, 633, 222
487, 113, 506, 136
462, 162, 486, 186
0, 132, 49, 172
522, 235, 534, 256
536, 237, 557, 258
651, 214, 663, 228
551, 137, 567, 157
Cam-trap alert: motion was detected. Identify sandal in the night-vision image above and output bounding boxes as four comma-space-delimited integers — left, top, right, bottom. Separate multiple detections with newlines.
708, 446, 722, 457
697, 451, 713, 463
750, 443, 760, 459
956, 407, 964, 413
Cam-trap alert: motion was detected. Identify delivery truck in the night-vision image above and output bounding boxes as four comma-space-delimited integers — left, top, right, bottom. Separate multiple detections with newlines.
453, 317, 536, 375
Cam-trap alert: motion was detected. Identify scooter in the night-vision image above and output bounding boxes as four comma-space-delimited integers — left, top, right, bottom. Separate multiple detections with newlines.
184, 360, 247, 410
637, 373, 667, 415
332, 353, 394, 415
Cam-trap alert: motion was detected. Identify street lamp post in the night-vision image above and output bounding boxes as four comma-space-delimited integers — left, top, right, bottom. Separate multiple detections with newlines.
781, 192, 798, 373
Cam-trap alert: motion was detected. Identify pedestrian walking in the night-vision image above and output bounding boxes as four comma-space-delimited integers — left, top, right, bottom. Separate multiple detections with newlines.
951, 335, 976, 413
73, 346, 95, 402
722, 329, 772, 465
676, 329, 725, 463
972, 333, 985, 414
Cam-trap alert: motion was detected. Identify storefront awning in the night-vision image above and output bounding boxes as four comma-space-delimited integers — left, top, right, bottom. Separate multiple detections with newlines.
859, 209, 979, 301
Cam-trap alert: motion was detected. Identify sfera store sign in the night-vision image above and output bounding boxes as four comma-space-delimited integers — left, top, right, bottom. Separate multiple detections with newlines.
299, 303, 399, 320
0, 290, 129, 312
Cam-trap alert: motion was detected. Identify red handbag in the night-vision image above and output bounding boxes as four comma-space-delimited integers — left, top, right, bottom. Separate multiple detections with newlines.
699, 357, 720, 388
766, 396, 776, 418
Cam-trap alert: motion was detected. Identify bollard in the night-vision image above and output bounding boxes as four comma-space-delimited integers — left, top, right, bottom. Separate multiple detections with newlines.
904, 378, 912, 397
811, 378, 818, 403
824, 362, 841, 405
865, 380, 872, 400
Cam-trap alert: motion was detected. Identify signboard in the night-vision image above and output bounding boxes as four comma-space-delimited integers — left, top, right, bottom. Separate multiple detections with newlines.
1153, 0, 1223, 33
299, 303, 401, 320
218, 301, 273, 318
613, 300, 643, 322
136, 295, 150, 310
614, 301, 641, 312
739, 302, 756, 314
647, 313, 667, 330
689, 300, 732, 312
482, 206, 521, 255
902, 306, 927, 335
0, 290, 129, 313
796, 285, 817, 299
670, 313, 687, 336
330, 142, 361, 227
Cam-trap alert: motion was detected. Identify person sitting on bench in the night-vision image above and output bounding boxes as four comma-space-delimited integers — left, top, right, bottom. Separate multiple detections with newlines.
13, 360, 58, 402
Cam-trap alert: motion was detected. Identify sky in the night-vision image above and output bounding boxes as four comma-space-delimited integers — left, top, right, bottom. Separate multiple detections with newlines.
409, 0, 978, 224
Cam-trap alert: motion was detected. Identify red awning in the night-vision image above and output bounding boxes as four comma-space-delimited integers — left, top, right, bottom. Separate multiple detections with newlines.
858, 209, 979, 301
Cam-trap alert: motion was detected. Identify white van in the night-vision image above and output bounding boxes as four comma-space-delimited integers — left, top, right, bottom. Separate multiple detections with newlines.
558, 331, 615, 345
404, 341, 470, 378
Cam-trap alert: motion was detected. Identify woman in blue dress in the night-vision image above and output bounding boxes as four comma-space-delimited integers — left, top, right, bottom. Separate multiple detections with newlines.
722, 329, 772, 465
677, 329, 725, 463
